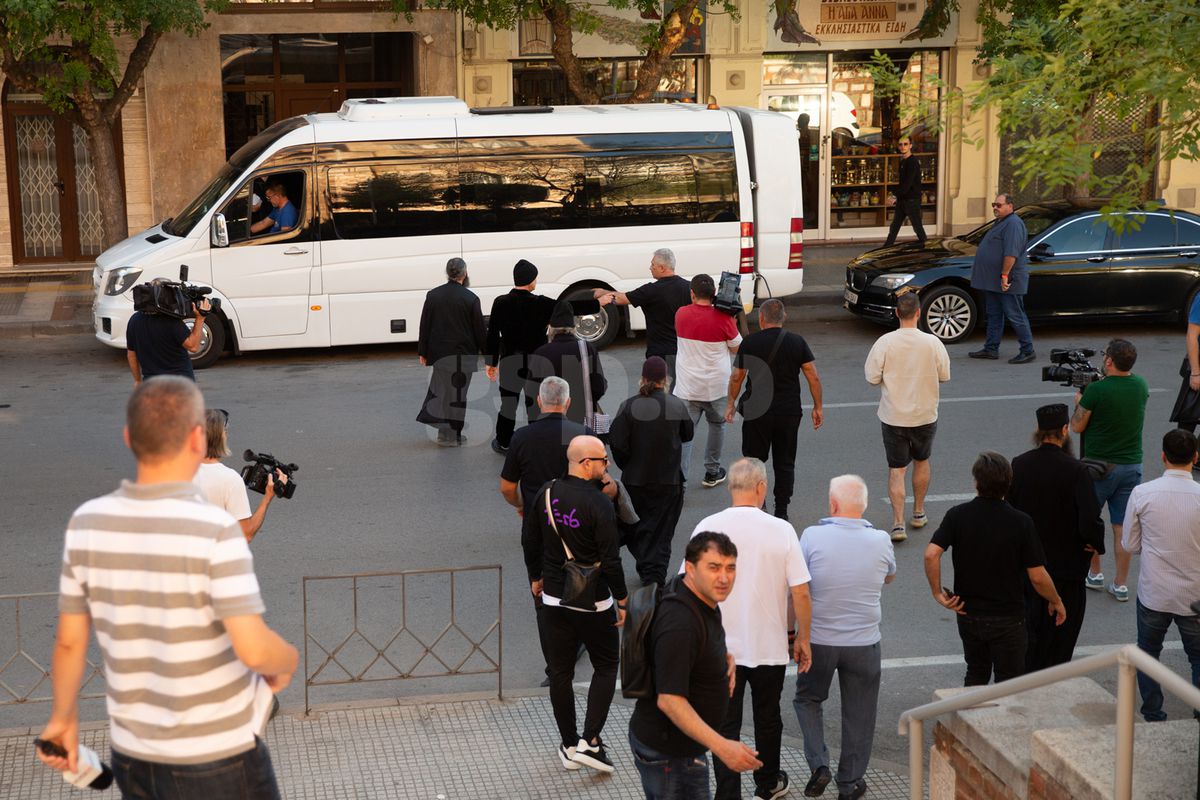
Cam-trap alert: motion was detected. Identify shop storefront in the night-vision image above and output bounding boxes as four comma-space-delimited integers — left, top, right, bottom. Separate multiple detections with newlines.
758, 0, 956, 241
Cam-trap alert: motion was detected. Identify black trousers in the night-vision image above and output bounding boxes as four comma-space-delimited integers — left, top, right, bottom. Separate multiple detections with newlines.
957, 614, 1025, 686
541, 603, 620, 747
495, 354, 537, 447
1025, 577, 1086, 672
714, 664, 787, 800
623, 484, 685, 586
884, 197, 926, 245
741, 414, 801, 512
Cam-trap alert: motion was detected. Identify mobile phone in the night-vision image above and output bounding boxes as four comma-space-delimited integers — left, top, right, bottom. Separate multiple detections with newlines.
942, 587, 955, 597
34, 738, 68, 758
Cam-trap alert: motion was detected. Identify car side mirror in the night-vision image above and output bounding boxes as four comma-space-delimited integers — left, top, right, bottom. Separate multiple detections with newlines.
1028, 242, 1053, 260
211, 213, 229, 248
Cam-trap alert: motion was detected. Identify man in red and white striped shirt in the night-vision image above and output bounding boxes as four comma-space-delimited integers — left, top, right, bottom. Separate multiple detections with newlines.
37, 377, 298, 798
674, 274, 742, 487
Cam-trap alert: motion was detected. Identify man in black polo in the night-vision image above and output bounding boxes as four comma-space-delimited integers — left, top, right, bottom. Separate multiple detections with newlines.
725, 298, 823, 521
595, 247, 691, 377
485, 260, 556, 454
500, 376, 591, 516
125, 284, 209, 384
629, 532, 762, 799
924, 452, 1067, 685
524, 435, 628, 774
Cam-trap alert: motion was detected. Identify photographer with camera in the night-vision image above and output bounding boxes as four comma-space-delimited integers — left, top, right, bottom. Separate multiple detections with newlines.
194, 409, 288, 544
1070, 339, 1149, 603
125, 279, 209, 384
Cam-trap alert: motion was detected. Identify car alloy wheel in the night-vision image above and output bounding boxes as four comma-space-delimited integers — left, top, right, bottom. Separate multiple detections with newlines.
920, 286, 977, 344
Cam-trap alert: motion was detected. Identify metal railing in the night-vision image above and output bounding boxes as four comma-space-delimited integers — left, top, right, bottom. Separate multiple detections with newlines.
0, 592, 105, 707
302, 565, 503, 714
898, 644, 1200, 800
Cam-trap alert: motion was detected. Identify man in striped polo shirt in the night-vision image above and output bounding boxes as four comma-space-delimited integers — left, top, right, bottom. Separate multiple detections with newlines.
37, 376, 298, 798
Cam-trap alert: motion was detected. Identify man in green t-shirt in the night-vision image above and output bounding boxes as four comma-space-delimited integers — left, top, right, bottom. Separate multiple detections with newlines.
1070, 339, 1149, 602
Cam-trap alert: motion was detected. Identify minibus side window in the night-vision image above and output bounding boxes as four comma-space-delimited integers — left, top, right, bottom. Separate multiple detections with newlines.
692, 152, 739, 223
218, 170, 306, 245
587, 154, 699, 228
327, 162, 460, 239
460, 158, 587, 234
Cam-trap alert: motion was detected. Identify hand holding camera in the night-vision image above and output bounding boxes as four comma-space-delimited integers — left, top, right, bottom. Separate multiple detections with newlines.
131, 265, 221, 320
241, 450, 298, 499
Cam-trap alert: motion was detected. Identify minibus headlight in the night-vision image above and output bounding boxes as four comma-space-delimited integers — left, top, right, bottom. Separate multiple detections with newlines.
104, 267, 143, 296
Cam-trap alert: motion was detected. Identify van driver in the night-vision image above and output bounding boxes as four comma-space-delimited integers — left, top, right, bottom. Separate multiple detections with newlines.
251, 181, 297, 235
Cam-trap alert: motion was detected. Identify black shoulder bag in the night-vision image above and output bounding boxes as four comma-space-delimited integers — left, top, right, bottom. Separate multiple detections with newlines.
544, 481, 602, 610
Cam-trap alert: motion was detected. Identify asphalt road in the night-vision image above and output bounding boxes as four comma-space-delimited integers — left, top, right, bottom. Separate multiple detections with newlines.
1, 298, 1196, 772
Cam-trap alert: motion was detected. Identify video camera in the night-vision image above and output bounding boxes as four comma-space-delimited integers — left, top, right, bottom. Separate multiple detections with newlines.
712, 271, 744, 317
131, 265, 221, 319
241, 450, 298, 499
1041, 348, 1103, 388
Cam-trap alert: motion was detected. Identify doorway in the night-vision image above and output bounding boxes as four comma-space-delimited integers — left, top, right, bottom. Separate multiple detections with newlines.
763, 88, 828, 239
2, 91, 121, 264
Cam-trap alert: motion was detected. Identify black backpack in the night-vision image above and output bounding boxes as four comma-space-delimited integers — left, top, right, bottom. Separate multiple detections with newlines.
621, 576, 706, 700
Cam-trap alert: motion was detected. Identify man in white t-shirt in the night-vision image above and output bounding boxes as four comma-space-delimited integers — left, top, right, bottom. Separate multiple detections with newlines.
685, 457, 811, 800
675, 273, 742, 488
864, 292, 950, 542
794, 475, 896, 800
193, 408, 285, 543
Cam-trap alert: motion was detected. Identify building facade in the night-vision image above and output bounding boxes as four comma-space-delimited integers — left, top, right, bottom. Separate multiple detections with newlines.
0, 0, 1196, 271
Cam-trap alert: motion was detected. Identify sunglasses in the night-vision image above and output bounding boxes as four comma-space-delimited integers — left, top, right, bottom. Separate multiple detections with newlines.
213, 408, 230, 426
578, 456, 609, 466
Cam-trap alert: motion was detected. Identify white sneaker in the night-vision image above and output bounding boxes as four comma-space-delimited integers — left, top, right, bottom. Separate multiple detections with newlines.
571, 737, 615, 773
1085, 572, 1104, 590
558, 744, 582, 770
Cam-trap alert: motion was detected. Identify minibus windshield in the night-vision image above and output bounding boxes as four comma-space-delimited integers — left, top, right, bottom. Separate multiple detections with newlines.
164, 118, 310, 237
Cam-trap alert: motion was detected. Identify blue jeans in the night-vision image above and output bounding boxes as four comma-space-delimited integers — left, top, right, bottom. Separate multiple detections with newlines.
680, 399, 725, 477
111, 737, 281, 800
1135, 599, 1200, 722
793, 642, 882, 795
629, 729, 712, 800
982, 290, 1034, 355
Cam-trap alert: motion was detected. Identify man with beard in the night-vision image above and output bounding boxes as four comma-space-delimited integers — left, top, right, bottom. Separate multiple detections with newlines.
1007, 404, 1105, 671
417, 258, 485, 445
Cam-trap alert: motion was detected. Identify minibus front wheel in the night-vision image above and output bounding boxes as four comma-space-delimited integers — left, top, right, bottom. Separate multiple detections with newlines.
186, 312, 227, 369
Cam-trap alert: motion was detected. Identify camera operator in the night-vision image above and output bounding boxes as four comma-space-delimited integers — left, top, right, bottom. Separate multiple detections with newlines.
125, 279, 209, 384
194, 408, 287, 543
1070, 339, 1149, 603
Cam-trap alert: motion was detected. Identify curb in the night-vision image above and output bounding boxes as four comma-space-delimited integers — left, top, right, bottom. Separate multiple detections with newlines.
0, 320, 94, 339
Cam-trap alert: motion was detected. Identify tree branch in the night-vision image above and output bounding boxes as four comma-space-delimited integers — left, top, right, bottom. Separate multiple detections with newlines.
105, 24, 162, 125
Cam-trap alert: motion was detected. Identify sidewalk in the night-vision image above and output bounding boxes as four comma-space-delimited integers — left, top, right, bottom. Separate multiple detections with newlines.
0, 242, 877, 340
0, 690, 917, 799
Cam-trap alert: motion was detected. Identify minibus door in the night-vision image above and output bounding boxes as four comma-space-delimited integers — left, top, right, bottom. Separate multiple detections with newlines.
209, 168, 315, 339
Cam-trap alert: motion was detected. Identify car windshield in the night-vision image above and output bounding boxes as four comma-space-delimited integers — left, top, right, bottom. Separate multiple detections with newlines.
163, 118, 309, 237
958, 205, 1064, 245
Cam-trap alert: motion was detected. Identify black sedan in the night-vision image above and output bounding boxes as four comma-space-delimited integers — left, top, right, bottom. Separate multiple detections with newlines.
843, 200, 1200, 343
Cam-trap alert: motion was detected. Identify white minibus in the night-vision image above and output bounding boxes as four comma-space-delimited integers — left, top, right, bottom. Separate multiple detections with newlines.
93, 97, 805, 367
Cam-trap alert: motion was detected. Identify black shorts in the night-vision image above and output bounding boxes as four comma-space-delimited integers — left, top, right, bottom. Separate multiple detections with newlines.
881, 421, 937, 468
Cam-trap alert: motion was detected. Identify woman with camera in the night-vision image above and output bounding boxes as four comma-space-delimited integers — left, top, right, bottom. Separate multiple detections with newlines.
193, 408, 285, 543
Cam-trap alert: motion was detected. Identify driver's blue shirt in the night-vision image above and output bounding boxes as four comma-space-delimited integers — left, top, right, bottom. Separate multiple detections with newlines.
971, 212, 1029, 295
269, 201, 298, 233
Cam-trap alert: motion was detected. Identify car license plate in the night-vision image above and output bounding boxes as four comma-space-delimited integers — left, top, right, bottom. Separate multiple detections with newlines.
844, 288, 859, 305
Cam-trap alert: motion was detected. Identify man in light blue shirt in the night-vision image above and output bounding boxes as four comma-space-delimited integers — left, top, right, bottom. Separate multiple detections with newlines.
793, 475, 896, 800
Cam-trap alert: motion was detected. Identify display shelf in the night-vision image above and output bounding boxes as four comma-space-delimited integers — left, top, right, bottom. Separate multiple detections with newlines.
831, 152, 938, 229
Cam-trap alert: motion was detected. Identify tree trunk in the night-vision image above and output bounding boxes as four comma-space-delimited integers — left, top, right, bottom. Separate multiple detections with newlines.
1071, 96, 1096, 200
629, 0, 699, 103
544, 2, 600, 104
83, 119, 128, 249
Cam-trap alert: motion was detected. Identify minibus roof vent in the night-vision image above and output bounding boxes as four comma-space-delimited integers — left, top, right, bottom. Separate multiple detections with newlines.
336, 96, 471, 121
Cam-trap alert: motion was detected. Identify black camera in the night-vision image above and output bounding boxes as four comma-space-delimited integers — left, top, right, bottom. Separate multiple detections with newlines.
1041, 348, 1102, 388
241, 450, 298, 499
712, 271, 744, 317
131, 265, 221, 319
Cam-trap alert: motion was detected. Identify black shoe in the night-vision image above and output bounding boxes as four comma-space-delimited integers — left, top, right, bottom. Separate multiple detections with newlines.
968, 349, 999, 360
1008, 350, 1037, 364
702, 467, 728, 487
571, 737, 615, 773
490, 437, 508, 455
756, 770, 790, 799
805, 766, 832, 797
837, 779, 866, 800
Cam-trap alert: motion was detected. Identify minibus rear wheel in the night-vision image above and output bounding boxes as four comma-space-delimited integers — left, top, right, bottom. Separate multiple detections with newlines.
567, 287, 621, 349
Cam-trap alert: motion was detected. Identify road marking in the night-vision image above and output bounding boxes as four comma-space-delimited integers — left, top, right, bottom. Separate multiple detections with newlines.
878, 493, 975, 505
880, 641, 1183, 670
816, 388, 1166, 411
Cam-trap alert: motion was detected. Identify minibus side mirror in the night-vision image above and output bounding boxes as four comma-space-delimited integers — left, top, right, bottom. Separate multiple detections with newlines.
211, 214, 229, 248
